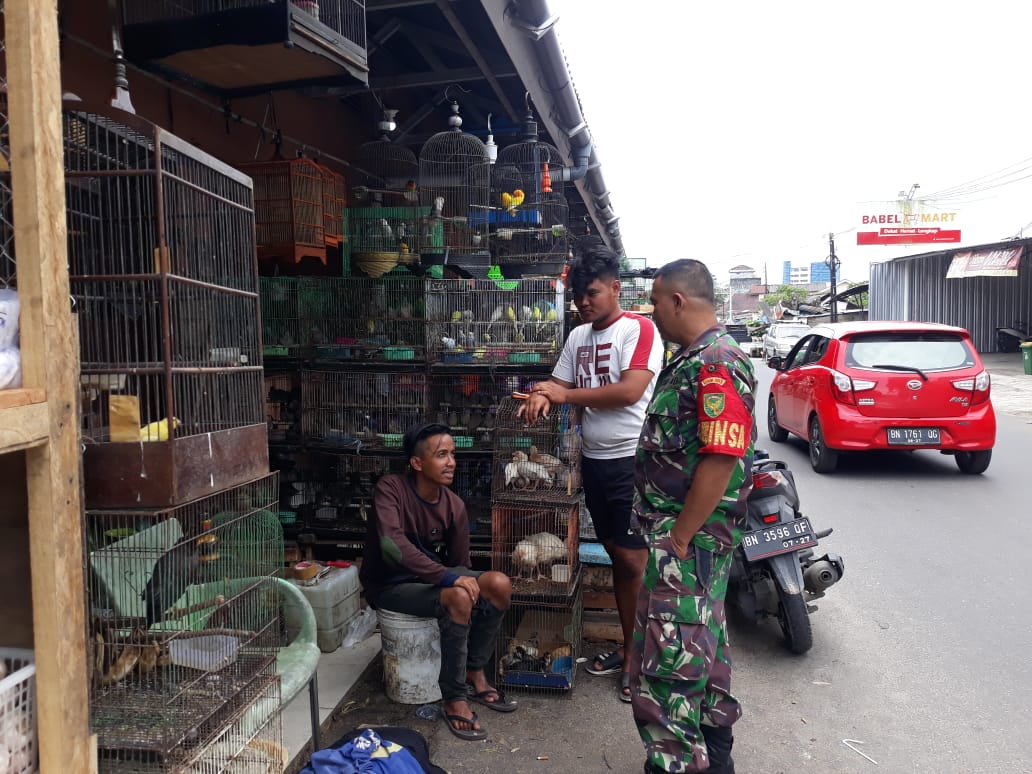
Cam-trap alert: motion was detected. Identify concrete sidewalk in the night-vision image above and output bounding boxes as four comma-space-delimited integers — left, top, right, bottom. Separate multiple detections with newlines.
982, 352, 1032, 418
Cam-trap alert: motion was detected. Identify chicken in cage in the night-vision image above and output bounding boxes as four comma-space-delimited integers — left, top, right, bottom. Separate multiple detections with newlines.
423, 278, 564, 363
418, 100, 491, 262
85, 474, 284, 766
299, 276, 426, 361
300, 368, 427, 450
62, 102, 267, 508
496, 582, 582, 694
491, 502, 579, 599
491, 398, 582, 503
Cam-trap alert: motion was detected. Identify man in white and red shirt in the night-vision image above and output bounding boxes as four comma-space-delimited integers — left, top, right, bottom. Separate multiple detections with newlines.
522, 242, 664, 702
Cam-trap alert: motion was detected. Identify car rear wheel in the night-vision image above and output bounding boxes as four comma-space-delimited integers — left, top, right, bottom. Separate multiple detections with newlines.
808, 414, 838, 474
955, 449, 992, 475
767, 396, 788, 442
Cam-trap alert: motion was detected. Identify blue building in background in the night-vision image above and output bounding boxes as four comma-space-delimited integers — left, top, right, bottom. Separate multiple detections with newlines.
783, 260, 831, 285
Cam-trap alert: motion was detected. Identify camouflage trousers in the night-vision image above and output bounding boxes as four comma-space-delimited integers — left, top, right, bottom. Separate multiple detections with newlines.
628, 528, 741, 773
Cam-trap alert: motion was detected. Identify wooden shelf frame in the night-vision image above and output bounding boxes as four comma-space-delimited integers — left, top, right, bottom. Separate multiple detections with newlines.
1, 0, 96, 770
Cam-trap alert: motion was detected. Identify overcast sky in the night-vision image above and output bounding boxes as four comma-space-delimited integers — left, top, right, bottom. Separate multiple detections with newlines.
549, 0, 1032, 284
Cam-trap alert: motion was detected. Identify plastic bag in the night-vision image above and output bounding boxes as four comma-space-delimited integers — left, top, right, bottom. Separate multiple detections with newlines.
0, 288, 20, 350
341, 606, 378, 648
0, 347, 21, 389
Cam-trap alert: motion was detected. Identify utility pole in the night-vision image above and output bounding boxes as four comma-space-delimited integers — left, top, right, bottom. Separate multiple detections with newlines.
827, 232, 838, 323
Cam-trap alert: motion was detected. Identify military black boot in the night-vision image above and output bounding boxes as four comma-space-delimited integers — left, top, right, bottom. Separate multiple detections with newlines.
700, 725, 735, 774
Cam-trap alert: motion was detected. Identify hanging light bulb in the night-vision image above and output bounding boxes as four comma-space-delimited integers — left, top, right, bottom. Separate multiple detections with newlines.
377, 108, 398, 137
484, 113, 498, 165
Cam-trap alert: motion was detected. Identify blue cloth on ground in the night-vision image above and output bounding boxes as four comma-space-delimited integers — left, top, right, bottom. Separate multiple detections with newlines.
301, 728, 426, 774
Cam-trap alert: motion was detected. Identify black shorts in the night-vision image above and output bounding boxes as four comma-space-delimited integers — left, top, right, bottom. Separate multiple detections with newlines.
582, 456, 646, 550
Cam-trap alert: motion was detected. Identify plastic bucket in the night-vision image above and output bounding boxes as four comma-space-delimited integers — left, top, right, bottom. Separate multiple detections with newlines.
378, 610, 442, 704
1022, 341, 1032, 375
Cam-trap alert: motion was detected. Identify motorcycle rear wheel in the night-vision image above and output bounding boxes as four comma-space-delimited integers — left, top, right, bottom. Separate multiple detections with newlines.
777, 587, 813, 654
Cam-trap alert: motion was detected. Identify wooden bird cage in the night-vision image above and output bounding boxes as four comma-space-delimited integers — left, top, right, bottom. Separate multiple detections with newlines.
318, 163, 347, 248
59, 102, 268, 509
491, 110, 569, 275
491, 501, 580, 600
417, 101, 491, 263
239, 156, 328, 267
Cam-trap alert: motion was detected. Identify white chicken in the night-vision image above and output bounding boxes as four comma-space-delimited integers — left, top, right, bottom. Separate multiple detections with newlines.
503, 450, 552, 490
512, 531, 567, 580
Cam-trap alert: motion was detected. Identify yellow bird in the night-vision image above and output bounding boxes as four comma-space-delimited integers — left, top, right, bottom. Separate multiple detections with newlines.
511, 189, 525, 209
501, 191, 513, 212
139, 417, 179, 442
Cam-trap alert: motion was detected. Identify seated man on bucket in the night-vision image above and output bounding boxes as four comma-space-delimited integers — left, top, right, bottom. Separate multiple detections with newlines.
360, 422, 517, 740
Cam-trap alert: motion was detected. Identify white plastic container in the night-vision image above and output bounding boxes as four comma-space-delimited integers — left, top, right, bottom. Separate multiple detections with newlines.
168, 635, 240, 672
378, 609, 442, 704
294, 565, 361, 632
0, 647, 37, 774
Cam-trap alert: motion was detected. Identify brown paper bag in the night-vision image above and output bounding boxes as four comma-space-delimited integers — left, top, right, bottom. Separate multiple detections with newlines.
109, 395, 141, 442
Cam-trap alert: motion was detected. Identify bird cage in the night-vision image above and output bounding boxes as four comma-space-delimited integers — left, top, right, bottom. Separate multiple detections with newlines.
491, 110, 569, 275
239, 155, 328, 267
418, 100, 491, 263
491, 501, 579, 600
318, 163, 347, 248
423, 278, 565, 363
427, 369, 541, 450
618, 271, 655, 313
84, 473, 284, 768
352, 109, 420, 204
345, 206, 432, 278
496, 576, 582, 693
264, 371, 300, 444
300, 367, 427, 450
259, 277, 302, 359
299, 276, 426, 361
491, 397, 582, 504
62, 102, 268, 509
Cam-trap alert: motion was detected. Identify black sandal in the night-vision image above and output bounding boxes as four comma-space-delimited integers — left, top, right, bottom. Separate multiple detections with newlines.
442, 710, 488, 741
585, 650, 623, 675
619, 671, 633, 703
467, 686, 518, 713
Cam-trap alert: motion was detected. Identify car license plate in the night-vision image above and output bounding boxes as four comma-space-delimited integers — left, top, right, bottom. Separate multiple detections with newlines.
741, 517, 818, 561
887, 427, 940, 446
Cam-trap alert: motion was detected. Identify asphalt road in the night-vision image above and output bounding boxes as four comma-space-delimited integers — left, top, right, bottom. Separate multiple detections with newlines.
732, 363, 1032, 774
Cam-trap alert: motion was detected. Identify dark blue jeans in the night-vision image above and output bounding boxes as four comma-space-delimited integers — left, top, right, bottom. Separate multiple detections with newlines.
371, 567, 505, 702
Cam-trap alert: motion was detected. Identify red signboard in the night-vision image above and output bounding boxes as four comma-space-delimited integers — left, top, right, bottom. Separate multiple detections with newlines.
856, 228, 962, 246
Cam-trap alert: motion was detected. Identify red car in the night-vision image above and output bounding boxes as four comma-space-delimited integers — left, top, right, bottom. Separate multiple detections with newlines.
766, 321, 996, 474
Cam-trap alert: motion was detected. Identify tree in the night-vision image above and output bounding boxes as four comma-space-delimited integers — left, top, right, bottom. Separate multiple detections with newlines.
763, 284, 810, 309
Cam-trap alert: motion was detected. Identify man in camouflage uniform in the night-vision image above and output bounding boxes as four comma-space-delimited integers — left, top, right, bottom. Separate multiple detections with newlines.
629, 259, 757, 774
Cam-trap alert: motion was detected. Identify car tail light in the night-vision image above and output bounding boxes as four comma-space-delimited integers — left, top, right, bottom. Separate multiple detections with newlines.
952, 370, 991, 405
831, 370, 876, 405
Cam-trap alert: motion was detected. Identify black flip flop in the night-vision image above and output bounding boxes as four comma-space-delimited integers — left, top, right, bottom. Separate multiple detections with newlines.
619, 672, 633, 703
585, 650, 623, 675
467, 686, 518, 713
442, 710, 487, 741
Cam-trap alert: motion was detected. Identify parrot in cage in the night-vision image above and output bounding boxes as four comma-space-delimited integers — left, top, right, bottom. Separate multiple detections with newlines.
141, 518, 219, 627
139, 416, 180, 442
403, 180, 418, 203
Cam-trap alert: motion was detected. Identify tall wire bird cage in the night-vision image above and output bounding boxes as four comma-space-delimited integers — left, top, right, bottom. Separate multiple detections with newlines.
418, 99, 491, 264
62, 102, 268, 509
259, 277, 303, 360
84, 473, 285, 771
352, 109, 420, 205
490, 108, 569, 275
427, 369, 541, 450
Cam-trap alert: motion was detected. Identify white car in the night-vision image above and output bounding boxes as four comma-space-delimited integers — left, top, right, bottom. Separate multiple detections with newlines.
763, 322, 811, 360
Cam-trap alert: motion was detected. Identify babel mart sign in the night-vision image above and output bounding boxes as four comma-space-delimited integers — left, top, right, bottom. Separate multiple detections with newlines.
856, 201, 960, 246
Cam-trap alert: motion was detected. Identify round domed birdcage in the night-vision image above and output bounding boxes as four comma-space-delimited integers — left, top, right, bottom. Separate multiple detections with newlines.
353, 109, 419, 205
418, 100, 490, 262
492, 108, 569, 275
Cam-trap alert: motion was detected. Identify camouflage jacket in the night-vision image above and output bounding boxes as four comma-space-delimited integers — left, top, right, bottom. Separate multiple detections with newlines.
633, 325, 757, 554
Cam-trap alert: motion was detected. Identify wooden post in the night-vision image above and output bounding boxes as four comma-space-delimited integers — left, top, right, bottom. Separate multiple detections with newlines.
4, 0, 95, 770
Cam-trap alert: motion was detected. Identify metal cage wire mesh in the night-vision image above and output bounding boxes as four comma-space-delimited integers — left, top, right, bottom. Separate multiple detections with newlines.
300, 367, 427, 449
491, 397, 582, 504
418, 121, 491, 258
492, 135, 569, 265
353, 137, 419, 198
496, 579, 582, 693
427, 369, 542, 450
85, 473, 283, 761
240, 157, 328, 264
491, 502, 579, 599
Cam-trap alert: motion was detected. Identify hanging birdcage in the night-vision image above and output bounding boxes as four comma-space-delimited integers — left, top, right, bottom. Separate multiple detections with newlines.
491, 109, 569, 275
352, 109, 419, 206
418, 100, 490, 263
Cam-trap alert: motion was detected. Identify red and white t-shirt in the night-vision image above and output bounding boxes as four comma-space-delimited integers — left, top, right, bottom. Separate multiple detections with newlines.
552, 312, 664, 459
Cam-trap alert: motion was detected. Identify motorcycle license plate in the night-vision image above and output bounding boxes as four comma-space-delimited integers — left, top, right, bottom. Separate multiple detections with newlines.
741, 517, 818, 561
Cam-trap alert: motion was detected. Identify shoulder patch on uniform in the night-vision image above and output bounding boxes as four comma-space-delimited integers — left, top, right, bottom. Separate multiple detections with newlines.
703, 393, 725, 418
